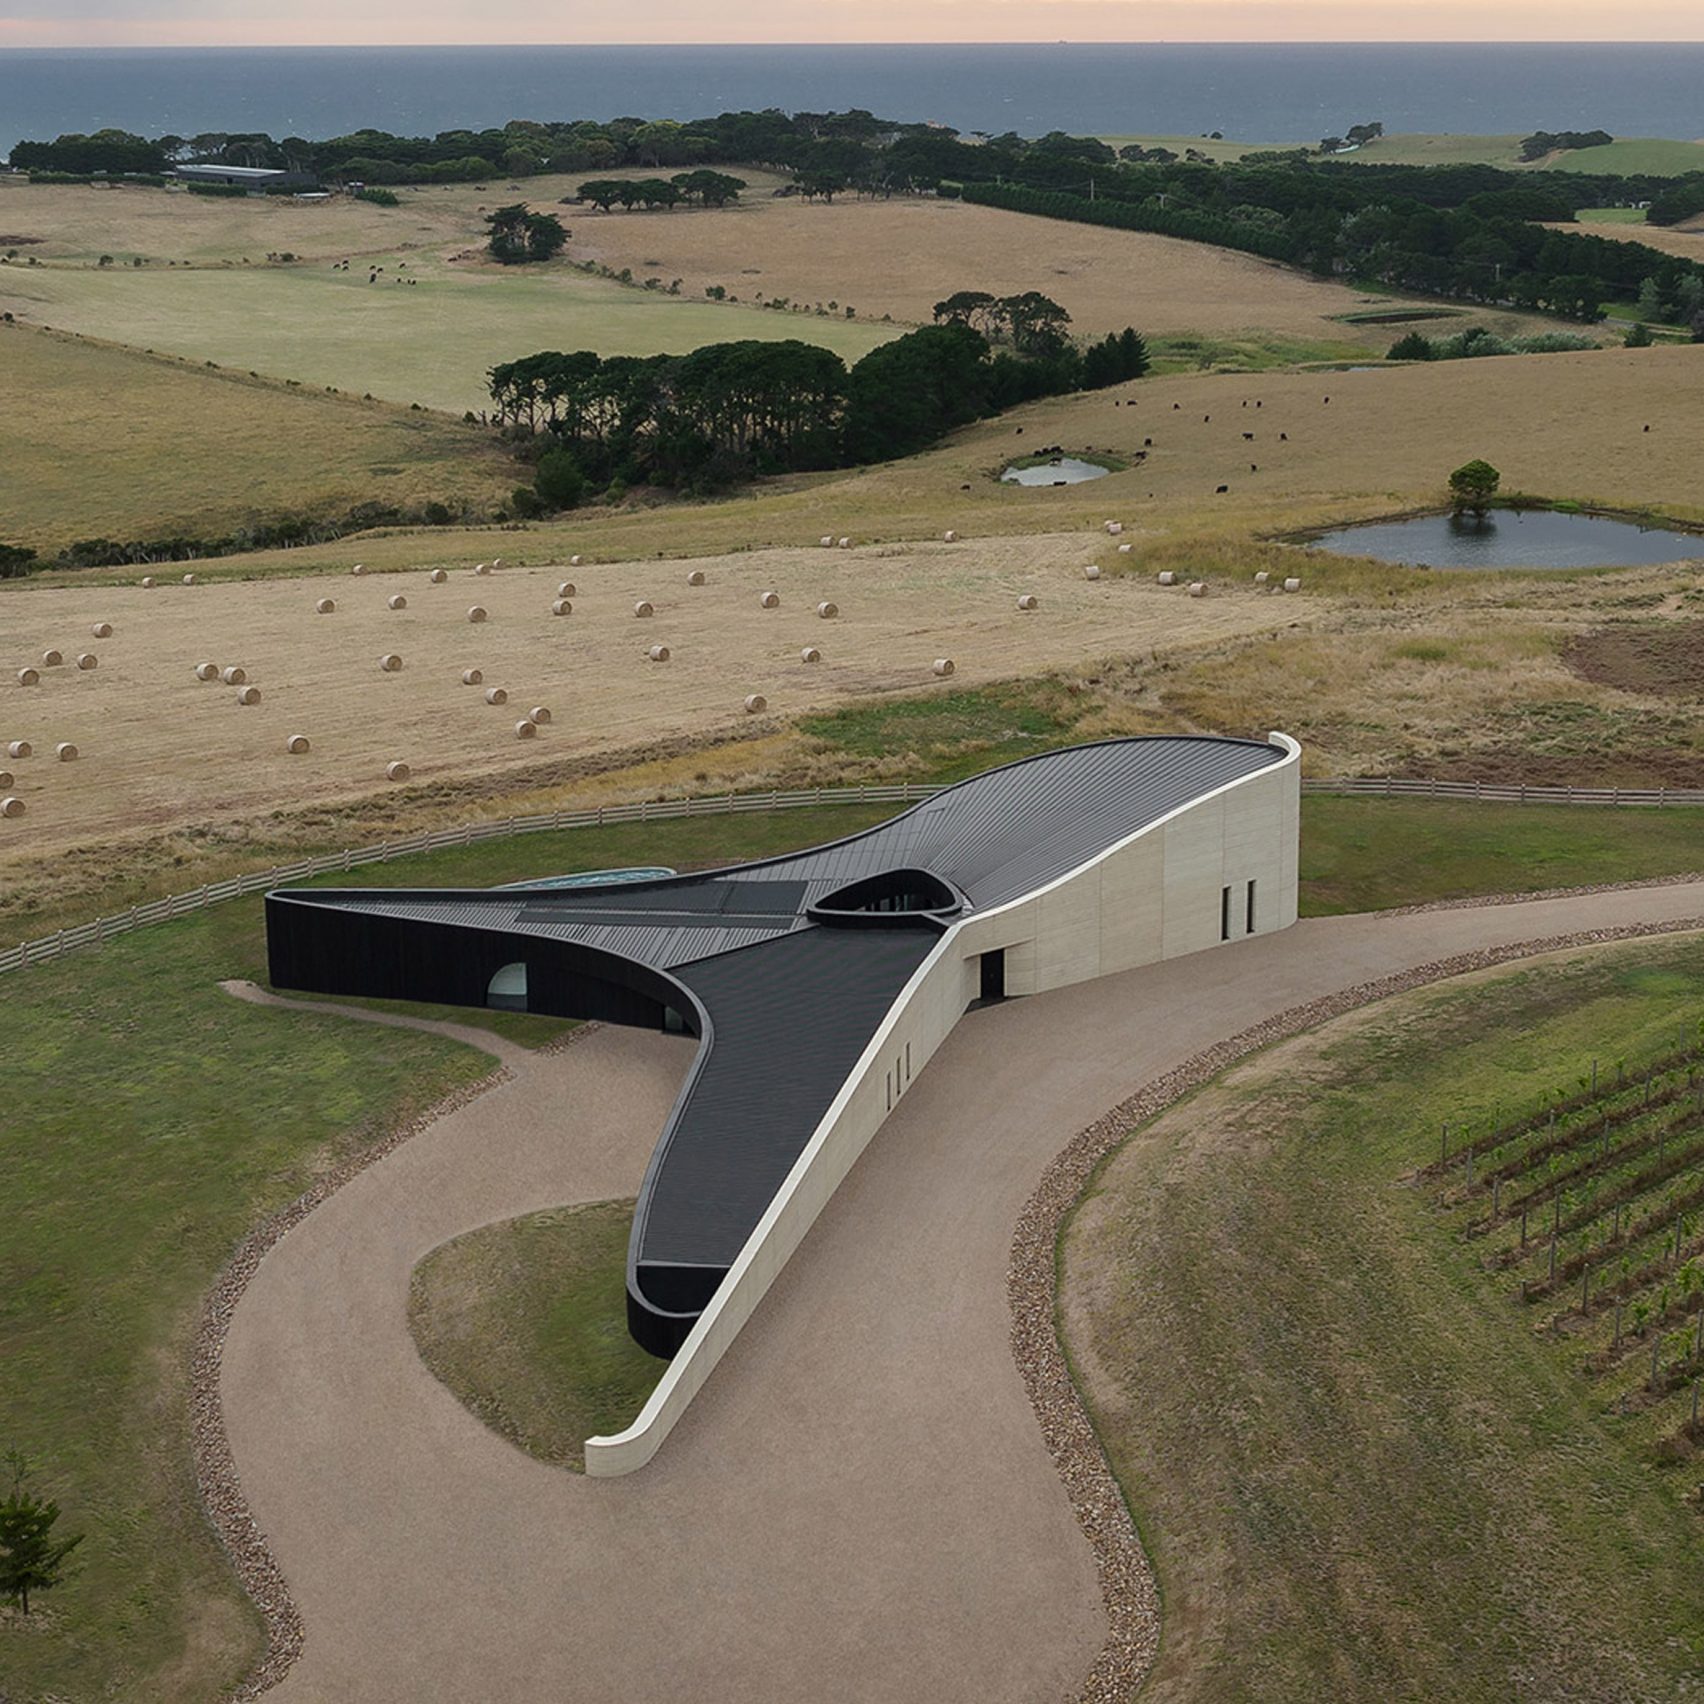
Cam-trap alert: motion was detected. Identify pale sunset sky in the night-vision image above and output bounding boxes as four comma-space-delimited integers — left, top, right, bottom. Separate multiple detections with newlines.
3, 0, 1700, 48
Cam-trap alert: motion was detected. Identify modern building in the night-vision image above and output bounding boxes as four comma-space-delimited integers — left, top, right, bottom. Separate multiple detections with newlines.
267, 734, 1300, 1379
172, 164, 317, 192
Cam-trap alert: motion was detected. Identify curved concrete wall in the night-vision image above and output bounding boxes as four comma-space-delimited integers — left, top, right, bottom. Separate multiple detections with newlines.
584, 732, 1301, 1475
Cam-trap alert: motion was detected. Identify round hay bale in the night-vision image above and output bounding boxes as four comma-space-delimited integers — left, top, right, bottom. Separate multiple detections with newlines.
1016, 594, 1039, 611
648, 644, 671, 663
385, 760, 411, 782
315, 597, 336, 614
800, 646, 821, 664
551, 599, 573, 617
933, 658, 955, 678
7, 740, 32, 759
837, 536, 852, 549
633, 600, 654, 618
819, 535, 834, 548
1083, 564, 1102, 581
350, 563, 366, 576
1105, 521, 1124, 535
1253, 570, 1270, 585
182, 573, 197, 585
236, 685, 261, 705
76, 653, 98, 671
556, 580, 576, 598
484, 686, 508, 705
140, 576, 156, 589
759, 590, 780, 610
514, 719, 538, 740
378, 653, 402, 673
1157, 571, 1177, 587
943, 530, 958, 543
686, 569, 705, 587
195, 661, 218, 681
529, 705, 552, 724
91, 621, 113, 638
743, 693, 768, 714
56, 742, 78, 762
461, 668, 483, 686
816, 600, 838, 619
285, 733, 310, 754
490, 558, 504, 571
473, 562, 490, 576
467, 605, 488, 624
388, 593, 408, 611
1188, 581, 1207, 598
569, 554, 583, 567
0, 797, 23, 819
1117, 542, 1133, 554
41, 650, 62, 668
220, 665, 246, 685
17, 668, 38, 687
428, 568, 447, 584
0, 771, 11, 789
1283, 576, 1302, 593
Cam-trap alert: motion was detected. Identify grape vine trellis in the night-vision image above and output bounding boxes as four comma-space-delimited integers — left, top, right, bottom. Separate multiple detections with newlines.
1420, 1018, 1704, 1495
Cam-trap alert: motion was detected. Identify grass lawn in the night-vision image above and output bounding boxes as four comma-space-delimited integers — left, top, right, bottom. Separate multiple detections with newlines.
1578, 206, 1651, 225
3, 787, 1701, 1699
0, 322, 518, 554
0, 256, 896, 414
1060, 934, 1704, 1703
408, 1200, 663, 1470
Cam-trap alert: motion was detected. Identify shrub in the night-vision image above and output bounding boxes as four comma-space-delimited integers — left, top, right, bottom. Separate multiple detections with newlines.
534, 447, 586, 511
355, 187, 400, 207
423, 501, 453, 526
0, 542, 38, 578
510, 485, 544, 518
1387, 330, 1435, 361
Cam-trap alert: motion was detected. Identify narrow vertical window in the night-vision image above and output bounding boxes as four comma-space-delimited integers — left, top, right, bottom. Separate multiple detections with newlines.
906, 1041, 912, 1082
886, 1071, 893, 1111
1220, 886, 1232, 942
1246, 878, 1257, 934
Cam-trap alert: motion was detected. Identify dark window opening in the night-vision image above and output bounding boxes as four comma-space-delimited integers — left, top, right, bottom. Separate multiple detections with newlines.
1246, 878, 1257, 934
1220, 886, 1232, 942
980, 948, 1006, 1002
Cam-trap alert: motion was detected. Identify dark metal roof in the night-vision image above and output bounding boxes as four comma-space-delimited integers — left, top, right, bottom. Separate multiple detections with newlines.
265, 735, 1286, 1352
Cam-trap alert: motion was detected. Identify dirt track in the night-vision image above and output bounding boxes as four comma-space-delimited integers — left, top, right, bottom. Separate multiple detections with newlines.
218, 882, 1704, 1703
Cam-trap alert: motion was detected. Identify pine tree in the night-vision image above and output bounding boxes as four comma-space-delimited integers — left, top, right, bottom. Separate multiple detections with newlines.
0, 1452, 83, 1615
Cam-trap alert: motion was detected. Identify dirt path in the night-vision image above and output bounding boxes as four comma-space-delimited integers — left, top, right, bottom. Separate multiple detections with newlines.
218, 883, 1704, 1703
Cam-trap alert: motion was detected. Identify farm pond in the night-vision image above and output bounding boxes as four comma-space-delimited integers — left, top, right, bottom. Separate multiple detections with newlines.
1000, 456, 1113, 486
1308, 508, 1703, 570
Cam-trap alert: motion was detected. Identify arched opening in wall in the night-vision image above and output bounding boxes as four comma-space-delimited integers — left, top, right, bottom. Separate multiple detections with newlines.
487, 962, 528, 1011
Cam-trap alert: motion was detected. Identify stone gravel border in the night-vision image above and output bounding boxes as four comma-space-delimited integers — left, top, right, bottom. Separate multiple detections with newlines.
1011, 911, 1704, 1704
193, 1004, 598, 1700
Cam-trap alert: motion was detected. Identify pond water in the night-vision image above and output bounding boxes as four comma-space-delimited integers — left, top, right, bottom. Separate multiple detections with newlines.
1309, 509, 1703, 570
1000, 456, 1112, 486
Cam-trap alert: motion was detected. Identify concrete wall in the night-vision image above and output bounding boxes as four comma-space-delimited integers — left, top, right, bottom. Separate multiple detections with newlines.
584, 733, 1301, 1476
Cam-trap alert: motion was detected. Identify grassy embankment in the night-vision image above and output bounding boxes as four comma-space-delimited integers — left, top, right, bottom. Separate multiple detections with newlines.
4, 787, 1703, 1700
1060, 935, 1704, 1703
1102, 132, 1704, 175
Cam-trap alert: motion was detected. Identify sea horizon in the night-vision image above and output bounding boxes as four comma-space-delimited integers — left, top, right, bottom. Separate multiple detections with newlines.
2, 41, 1701, 159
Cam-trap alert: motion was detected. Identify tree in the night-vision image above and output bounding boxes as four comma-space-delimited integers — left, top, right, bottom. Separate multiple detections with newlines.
1387, 330, 1435, 360
0, 1452, 83, 1615
485, 204, 567, 264
932, 290, 1000, 334
1624, 320, 1654, 348
534, 447, 586, 510
1448, 459, 1501, 519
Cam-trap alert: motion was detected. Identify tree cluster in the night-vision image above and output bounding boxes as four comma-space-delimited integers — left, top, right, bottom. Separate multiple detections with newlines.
1518, 130, 1614, 162
576, 171, 746, 212
485, 204, 568, 264
488, 307, 1148, 504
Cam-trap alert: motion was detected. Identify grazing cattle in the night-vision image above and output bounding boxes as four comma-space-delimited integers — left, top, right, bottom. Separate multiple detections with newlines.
1144, 437, 1153, 447
1216, 484, 1229, 494
1644, 424, 1651, 432
1323, 396, 1331, 404
1242, 432, 1254, 441
1280, 432, 1289, 441
1251, 463, 1258, 472
1203, 414, 1211, 422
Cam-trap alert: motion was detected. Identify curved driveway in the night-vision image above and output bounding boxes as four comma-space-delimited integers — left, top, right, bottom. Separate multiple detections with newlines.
221, 882, 1704, 1704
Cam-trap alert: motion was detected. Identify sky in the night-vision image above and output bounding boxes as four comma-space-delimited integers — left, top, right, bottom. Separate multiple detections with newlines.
4, 0, 1703, 48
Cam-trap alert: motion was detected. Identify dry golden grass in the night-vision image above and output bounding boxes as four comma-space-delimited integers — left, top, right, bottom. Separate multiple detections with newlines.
0, 323, 518, 552
1540, 218, 1704, 263
574, 192, 1521, 345
0, 532, 1295, 888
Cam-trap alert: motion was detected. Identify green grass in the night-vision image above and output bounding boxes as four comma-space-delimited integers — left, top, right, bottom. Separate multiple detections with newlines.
1541, 138, 1704, 176
0, 257, 897, 414
408, 1200, 663, 1470
1060, 934, 1704, 1703
1299, 797, 1704, 915
5, 781, 1703, 1699
1578, 206, 1651, 225
1147, 330, 1369, 374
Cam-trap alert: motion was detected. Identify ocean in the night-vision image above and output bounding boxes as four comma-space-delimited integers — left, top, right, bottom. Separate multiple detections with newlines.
1, 43, 1701, 160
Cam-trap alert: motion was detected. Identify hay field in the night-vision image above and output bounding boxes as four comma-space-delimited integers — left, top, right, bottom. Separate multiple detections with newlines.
571, 194, 1481, 347
0, 534, 1297, 877
0, 323, 518, 553
1541, 218, 1704, 264
0, 169, 794, 265
0, 256, 896, 413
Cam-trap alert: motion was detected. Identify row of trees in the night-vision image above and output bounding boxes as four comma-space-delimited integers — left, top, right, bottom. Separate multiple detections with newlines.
488, 310, 1149, 500
577, 170, 746, 211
